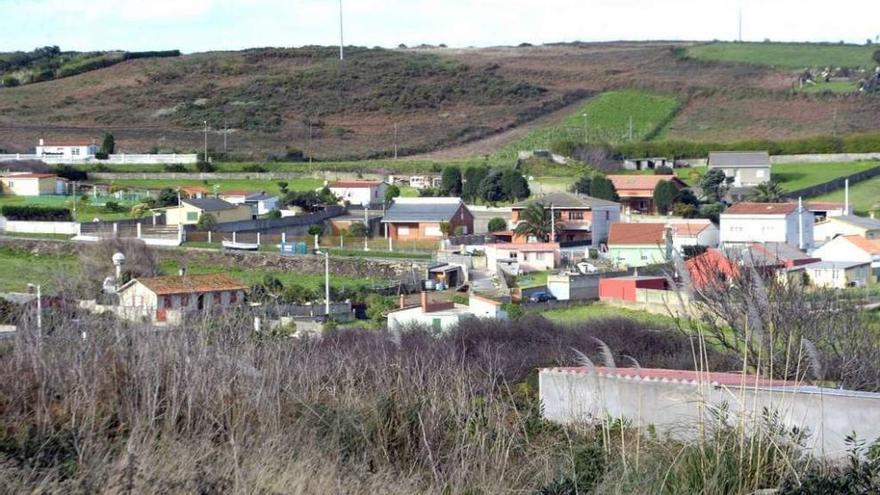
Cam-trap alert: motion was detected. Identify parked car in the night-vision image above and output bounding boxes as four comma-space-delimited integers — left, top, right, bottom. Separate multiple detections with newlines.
529, 291, 557, 303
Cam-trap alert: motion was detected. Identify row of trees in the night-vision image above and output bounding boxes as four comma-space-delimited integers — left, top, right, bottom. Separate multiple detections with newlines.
424, 166, 530, 204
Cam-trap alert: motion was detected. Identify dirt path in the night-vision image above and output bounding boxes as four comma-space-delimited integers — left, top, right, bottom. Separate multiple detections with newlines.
411, 95, 593, 160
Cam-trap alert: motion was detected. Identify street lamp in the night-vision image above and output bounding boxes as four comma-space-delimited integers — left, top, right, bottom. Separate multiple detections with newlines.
315, 250, 331, 317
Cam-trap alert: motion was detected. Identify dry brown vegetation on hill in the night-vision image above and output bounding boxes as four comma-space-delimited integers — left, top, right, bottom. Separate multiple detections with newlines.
1, 42, 879, 160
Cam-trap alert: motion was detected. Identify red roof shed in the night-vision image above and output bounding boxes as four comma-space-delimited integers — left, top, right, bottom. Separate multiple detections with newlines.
598, 276, 668, 302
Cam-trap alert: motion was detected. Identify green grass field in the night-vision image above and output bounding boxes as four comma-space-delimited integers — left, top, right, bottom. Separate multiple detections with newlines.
0, 194, 137, 222
92, 177, 324, 195
798, 80, 859, 93
0, 246, 76, 292
538, 303, 677, 327
675, 161, 879, 192
686, 42, 877, 69
496, 90, 680, 158
814, 175, 880, 214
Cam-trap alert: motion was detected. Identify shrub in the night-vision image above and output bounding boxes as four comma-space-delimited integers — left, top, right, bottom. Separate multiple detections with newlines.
163, 163, 188, 173
94, 152, 109, 160
103, 201, 125, 213
487, 217, 507, 232
195, 160, 217, 173
242, 164, 267, 173
51, 165, 87, 182
0, 205, 72, 221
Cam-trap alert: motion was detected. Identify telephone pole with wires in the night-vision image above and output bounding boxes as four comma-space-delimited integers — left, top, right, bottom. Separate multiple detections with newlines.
338, 0, 345, 61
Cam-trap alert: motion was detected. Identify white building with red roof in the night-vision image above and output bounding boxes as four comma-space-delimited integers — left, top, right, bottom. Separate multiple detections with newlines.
720, 202, 814, 250
35, 138, 98, 159
0, 172, 65, 196
116, 273, 249, 325
328, 179, 386, 207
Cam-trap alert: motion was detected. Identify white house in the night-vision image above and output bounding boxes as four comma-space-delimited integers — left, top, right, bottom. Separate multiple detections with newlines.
812, 235, 880, 281
386, 292, 506, 332
707, 151, 771, 187
788, 261, 871, 289
35, 138, 98, 159
813, 215, 880, 244
328, 180, 387, 207
633, 218, 720, 250
720, 202, 814, 250
116, 273, 249, 325
218, 191, 279, 215
483, 243, 560, 273
0, 173, 66, 196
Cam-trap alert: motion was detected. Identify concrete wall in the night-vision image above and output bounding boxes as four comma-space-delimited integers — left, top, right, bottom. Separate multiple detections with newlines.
684, 152, 880, 168
0, 219, 78, 235
547, 273, 600, 301
0, 153, 198, 164
540, 368, 880, 459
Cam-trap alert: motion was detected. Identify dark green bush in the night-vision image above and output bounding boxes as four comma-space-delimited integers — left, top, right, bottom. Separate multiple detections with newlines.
0, 205, 72, 221
51, 165, 87, 182
163, 163, 188, 173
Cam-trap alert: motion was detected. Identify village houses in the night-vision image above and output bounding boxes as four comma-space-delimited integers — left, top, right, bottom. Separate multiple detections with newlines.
719, 202, 814, 250
116, 273, 249, 325
381, 197, 474, 240
328, 179, 387, 207
509, 192, 620, 246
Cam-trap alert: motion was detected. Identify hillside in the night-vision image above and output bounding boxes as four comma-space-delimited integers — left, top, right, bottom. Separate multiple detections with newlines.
1, 42, 879, 160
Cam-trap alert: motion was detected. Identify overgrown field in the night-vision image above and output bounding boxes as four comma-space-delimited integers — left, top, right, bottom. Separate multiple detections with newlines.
815, 174, 880, 214
686, 42, 878, 69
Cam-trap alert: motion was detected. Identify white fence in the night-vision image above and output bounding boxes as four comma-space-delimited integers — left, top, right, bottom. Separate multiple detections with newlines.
0, 153, 198, 164
683, 152, 880, 168
0, 219, 78, 235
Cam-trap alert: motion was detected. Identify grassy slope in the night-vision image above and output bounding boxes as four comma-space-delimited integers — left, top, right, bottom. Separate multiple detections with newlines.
90, 177, 323, 195
675, 161, 879, 191
496, 90, 680, 158
686, 42, 877, 69
814, 173, 880, 214
539, 302, 676, 327
0, 246, 75, 292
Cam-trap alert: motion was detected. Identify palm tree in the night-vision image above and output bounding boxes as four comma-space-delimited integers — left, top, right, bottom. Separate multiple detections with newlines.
513, 202, 563, 242
747, 181, 785, 203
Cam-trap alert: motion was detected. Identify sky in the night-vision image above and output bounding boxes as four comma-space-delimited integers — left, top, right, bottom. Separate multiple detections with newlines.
3, 0, 879, 53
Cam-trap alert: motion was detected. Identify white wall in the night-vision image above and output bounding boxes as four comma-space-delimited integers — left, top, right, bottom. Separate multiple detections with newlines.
720, 212, 814, 249
1, 220, 78, 235
813, 238, 880, 267
540, 368, 880, 460
330, 184, 386, 206
0, 153, 198, 164
591, 205, 621, 246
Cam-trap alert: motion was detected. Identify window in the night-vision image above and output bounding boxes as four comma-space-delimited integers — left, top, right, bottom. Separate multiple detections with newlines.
570, 211, 584, 220
164, 296, 173, 308
72, 148, 80, 156
398, 226, 410, 236
181, 295, 189, 306
432, 318, 442, 332
186, 211, 198, 221
424, 226, 442, 237
214, 292, 222, 305
756, 170, 765, 178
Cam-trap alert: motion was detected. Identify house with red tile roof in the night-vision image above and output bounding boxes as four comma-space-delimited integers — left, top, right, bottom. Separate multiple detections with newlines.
606, 223, 670, 267
685, 242, 818, 289
116, 273, 249, 325
720, 202, 814, 249
0, 172, 65, 196
328, 179, 386, 207
812, 235, 880, 282
607, 174, 688, 214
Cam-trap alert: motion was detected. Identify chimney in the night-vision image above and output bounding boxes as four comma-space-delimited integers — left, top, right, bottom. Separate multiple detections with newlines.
178, 267, 187, 277
399, 293, 406, 309
38, 138, 44, 146
421, 291, 428, 312
26, 283, 36, 294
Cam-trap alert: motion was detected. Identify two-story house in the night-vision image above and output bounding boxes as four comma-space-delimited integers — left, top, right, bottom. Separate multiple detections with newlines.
607, 175, 688, 214
510, 192, 621, 246
328, 180, 387, 207
707, 151, 771, 187
719, 202, 814, 250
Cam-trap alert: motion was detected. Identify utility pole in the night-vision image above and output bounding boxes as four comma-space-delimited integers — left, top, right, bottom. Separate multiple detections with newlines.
307, 120, 313, 171
338, 0, 345, 61
203, 120, 208, 162
628, 115, 633, 142
550, 203, 556, 242
223, 122, 228, 154
737, 7, 743, 42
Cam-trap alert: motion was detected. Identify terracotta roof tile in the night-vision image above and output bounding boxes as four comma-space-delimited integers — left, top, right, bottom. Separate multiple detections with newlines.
608, 223, 665, 245
843, 235, 880, 255
0, 173, 57, 179
725, 202, 798, 215
607, 174, 685, 192
330, 180, 383, 188
666, 219, 712, 237
133, 274, 248, 296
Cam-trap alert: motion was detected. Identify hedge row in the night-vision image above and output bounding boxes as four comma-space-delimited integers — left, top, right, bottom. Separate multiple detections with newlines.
0, 205, 72, 221
612, 132, 880, 159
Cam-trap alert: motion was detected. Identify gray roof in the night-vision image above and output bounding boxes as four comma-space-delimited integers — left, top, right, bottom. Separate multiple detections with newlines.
245, 192, 276, 201
382, 199, 464, 223
511, 192, 619, 209
183, 198, 238, 212
708, 151, 770, 168
830, 214, 880, 230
